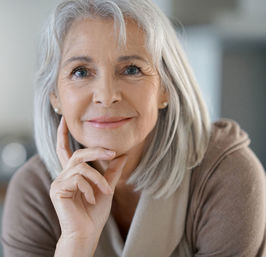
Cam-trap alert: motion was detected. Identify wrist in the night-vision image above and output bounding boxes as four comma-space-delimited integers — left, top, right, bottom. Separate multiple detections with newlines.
55, 235, 98, 257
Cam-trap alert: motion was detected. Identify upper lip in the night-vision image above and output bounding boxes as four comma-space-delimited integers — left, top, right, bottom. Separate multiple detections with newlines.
87, 116, 132, 123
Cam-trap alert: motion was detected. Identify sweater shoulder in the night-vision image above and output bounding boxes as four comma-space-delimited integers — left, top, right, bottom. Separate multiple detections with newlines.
1, 155, 60, 255
187, 123, 266, 256
10, 154, 52, 187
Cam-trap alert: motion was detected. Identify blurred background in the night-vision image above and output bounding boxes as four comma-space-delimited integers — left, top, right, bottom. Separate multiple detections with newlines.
0, 0, 265, 255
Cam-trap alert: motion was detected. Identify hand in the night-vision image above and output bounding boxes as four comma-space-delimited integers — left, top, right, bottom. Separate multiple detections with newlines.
49, 116, 128, 240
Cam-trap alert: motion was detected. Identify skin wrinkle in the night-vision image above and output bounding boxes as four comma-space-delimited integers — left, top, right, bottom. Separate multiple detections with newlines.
63, 55, 150, 68
50, 17, 167, 198
49, 17, 168, 241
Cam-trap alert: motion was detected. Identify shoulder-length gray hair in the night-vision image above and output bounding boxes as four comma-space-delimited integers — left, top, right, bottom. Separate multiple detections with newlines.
34, 0, 211, 199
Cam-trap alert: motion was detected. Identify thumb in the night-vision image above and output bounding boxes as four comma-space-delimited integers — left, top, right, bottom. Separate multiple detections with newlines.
104, 155, 128, 191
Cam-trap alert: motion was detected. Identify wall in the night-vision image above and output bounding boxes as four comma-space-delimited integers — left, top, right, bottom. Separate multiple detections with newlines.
0, 0, 60, 134
222, 42, 266, 167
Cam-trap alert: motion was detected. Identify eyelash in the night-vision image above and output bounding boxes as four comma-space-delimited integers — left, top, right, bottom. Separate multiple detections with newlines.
71, 66, 90, 79
70, 64, 142, 80
123, 64, 142, 76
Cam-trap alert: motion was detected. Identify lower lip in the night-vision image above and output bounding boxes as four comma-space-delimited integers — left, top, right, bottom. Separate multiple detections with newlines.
86, 118, 133, 128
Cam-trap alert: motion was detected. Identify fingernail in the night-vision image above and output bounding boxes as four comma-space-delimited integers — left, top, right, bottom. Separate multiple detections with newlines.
105, 150, 116, 157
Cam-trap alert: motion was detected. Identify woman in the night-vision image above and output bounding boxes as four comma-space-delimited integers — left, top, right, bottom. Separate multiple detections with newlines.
1, 0, 265, 256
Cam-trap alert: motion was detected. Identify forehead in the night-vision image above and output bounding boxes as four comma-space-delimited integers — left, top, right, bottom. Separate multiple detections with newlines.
62, 17, 150, 60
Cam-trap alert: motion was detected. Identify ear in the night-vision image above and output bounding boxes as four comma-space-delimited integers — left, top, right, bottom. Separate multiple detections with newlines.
49, 91, 62, 114
158, 86, 169, 109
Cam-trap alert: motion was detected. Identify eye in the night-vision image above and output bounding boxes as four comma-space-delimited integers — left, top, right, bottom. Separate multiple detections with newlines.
123, 65, 142, 76
71, 66, 90, 79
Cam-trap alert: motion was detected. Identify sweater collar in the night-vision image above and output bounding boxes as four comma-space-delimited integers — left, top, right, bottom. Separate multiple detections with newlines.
101, 167, 192, 257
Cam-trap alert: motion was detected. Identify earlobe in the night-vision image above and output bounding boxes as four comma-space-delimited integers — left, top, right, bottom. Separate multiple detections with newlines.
158, 88, 169, 109
162, 101, 168, 108
49, 92, 62, 114
159, 101, 168, 109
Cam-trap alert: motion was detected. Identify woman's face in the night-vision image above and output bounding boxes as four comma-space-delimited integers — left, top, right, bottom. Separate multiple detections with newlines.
51, 17, 167, 155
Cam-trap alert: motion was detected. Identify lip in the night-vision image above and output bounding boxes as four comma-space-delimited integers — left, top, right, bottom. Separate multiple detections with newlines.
85, 117, 133, 129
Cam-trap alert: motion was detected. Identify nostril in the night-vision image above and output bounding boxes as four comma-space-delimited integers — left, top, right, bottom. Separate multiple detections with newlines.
94, 98, 120, 106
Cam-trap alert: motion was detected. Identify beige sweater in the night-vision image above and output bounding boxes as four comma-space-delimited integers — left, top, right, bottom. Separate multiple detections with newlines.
1, 119, 266, 257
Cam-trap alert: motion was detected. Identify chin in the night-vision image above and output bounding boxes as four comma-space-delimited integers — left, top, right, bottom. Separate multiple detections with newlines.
97, 143, 127, 154
77, 137, 133, 155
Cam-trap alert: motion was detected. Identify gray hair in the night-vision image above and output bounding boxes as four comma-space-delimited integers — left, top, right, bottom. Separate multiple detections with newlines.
34, 0, 211, 199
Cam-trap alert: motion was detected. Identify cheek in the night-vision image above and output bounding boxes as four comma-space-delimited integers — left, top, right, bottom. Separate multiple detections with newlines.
60, 86, 85, 109
59, 87, 90, 125
134, 86, 160, 134
140, 102, 158, 133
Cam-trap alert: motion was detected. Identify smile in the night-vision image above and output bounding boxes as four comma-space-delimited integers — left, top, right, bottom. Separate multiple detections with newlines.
85, 117, 133, 129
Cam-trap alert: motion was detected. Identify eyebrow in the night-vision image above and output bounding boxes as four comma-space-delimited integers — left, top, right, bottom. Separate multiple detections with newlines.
63, 55, 149, 67
63, 56, 93, 67
117, 55, 148, 63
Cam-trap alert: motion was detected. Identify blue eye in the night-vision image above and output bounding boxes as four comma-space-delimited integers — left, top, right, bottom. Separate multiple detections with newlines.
124, 65, 141, 75
72, 67, 89, 79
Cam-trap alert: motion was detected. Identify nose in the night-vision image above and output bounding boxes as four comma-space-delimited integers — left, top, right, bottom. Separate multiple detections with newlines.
92, 73, 122, 107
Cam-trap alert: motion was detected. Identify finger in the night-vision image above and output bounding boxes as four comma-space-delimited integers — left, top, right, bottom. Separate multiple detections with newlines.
74, 175, 96, 204
65, 147, 116, 170
104, 155, 128, 191
55, 175, 96, 205
56, 116, 72, 168
61, 163, 113, 195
